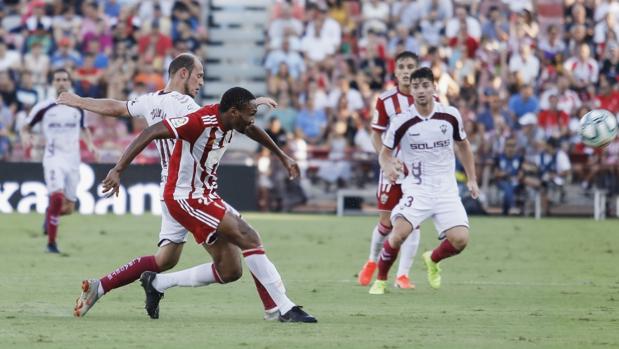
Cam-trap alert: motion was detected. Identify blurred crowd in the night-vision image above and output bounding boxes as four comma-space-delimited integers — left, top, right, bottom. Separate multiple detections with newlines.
1, 0, 619, 214
258, 0, 619, 214
0, 0, 207, 163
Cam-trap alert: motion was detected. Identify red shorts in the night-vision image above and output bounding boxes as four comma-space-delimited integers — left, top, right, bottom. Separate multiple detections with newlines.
376, 171, 402, 211
164, 197, 228, 245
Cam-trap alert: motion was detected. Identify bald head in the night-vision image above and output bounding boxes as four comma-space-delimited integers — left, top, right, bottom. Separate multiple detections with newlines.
168, 53, 199, 77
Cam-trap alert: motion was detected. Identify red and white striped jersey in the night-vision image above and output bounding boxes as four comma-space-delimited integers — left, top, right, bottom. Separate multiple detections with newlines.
163, 104, 234, 201
371, 87, 415, 132
127, 90, 200, 198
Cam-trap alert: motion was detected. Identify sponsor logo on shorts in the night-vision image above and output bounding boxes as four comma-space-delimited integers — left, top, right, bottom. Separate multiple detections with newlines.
380, 193, 389, 204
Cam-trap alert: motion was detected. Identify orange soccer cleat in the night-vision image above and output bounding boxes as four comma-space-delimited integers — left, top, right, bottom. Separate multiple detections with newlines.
394, 275, 416, 289
358, 260, 377, 286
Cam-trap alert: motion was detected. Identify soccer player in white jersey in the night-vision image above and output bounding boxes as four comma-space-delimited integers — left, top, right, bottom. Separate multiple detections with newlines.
369, 67, 480, 294
101, 87, 317, 322
58, 54, 281, 320
21, 68, 96, 254
358, 51, 422, 289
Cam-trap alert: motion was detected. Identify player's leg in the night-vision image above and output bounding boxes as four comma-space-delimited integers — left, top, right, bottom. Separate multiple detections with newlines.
162, 198, 287, 321
370, 216, 414, 294
74, 203, 186, 317
140, 234, 243, 319
358, 181, 400, 286
422, 197, 470, 289
43, 164, 64, 253
60, 165, 79, 216
395, 227, 420, 289
217, 210, 317, 322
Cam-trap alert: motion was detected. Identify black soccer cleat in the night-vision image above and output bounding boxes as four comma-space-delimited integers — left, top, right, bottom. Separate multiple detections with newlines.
46, 242, 60, 254
278, 306, 317, 323
140, 271, 164, 319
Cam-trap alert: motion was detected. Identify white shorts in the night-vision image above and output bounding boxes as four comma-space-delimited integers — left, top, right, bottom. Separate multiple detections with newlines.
44, 163, 79, 202
390, 193, 469, 239
157, 200, 241, 247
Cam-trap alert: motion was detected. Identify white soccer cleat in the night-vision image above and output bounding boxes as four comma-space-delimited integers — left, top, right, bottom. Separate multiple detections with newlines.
74, 279, 100, 317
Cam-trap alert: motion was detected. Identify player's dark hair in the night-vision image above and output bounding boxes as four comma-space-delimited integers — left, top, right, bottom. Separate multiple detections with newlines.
395, 51, 418, 64
52, 68, 71, 81
168, 53, 196, 76
409, 67, 434, 82
219, 87, 255, 113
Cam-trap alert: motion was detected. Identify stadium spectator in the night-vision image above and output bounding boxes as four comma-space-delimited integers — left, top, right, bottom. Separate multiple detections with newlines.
0, 40, 20, 71
508, 83, 539, 120
295, 93, 327, 145
493, 138, 524, 215
563, 42, 599, 92
538, 94, 571, 139
264, 38, 305, 80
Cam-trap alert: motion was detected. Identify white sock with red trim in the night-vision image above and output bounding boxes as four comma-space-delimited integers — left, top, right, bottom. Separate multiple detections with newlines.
243, 248, 295, 314
396, 228, 420, 277
151, 263, 219, 293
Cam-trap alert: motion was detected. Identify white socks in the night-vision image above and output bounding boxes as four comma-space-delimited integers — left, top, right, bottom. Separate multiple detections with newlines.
396, 228, 420, 277
152, 263, 217, 293
369, 224, 391, 261
244, 252, 295, 314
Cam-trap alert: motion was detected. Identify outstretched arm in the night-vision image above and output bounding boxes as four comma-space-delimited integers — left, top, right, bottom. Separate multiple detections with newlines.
57, 91, 129, 117
102, 122, 172, 197
455, 139, 480, 199
244, 125, 299, 179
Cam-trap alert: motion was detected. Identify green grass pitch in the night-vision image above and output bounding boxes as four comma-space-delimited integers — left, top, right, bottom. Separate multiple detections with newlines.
1, 213, 618, 349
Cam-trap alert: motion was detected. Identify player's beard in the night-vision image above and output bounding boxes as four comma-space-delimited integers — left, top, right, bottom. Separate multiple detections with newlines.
183, 77, 195, 98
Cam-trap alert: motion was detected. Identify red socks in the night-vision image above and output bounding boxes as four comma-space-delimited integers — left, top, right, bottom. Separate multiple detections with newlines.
377, 222, 392, 236
251, 273, 277, 311
377, 240, 400, 281
431, 239, 461, 263
46, 193, 63, 245
99, 256, 160, 294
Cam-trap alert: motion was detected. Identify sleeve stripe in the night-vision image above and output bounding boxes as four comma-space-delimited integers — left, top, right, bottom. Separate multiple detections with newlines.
28, 103, 56, 127
125, 101, 135, 118
163, 119, 179, 139
393, 117, 423, 148
371, 124, 387, 131
79, 109, 85, 129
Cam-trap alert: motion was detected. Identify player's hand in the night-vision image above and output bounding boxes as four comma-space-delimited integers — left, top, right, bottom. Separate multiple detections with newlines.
467, 180, 480, 199
385, 159, 403, 183
255, 97, 278, 110
21, 132, 32, 148
56, 91, 81, 107
281, 155, 300, 180
102, 167, 122, 198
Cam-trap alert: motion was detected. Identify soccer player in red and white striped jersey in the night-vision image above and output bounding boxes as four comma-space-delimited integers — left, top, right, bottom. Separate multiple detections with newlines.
358, 51, 422, 290
101, 87, 317, 322
61, 54, 282, 320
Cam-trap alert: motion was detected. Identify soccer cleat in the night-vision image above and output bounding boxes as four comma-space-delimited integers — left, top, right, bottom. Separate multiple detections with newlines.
140, 271, 164, 319
74, 279, 100, 317
278, 306, 317, 323
369, 280, 387, 295
423, 251, 442, 289
358, 260, 377, 286
394, 275, 416, 289
264, 308, 280, 321
46, 243, 60, 254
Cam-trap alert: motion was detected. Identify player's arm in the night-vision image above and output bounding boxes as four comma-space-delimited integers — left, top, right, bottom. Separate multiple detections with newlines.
80, 127, 97, 155
244, 124, 300, 180
454, 139, 480, 199
379, 145, 402, 183
102, 122, 172, 197
57, 91, 129, 117
371, 130, 384, 154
